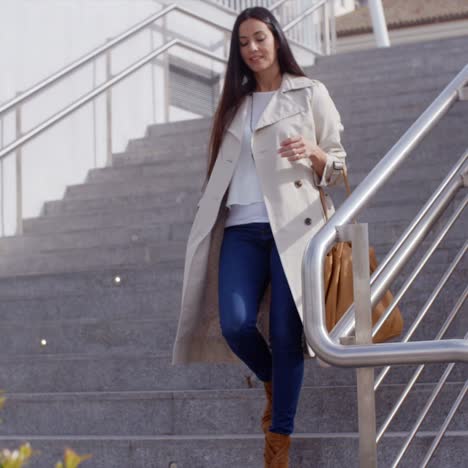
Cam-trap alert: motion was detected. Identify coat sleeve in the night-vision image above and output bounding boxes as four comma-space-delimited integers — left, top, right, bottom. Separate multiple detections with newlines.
310, 81, 347, 187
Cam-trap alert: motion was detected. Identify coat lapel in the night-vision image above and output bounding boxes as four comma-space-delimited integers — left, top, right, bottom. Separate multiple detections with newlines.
225, 72, 314, 140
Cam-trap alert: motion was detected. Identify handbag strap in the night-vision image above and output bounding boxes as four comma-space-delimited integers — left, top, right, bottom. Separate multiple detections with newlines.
319, 165, 356, 223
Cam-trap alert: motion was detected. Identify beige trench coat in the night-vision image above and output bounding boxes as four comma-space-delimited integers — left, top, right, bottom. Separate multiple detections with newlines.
171, 72, 347, 365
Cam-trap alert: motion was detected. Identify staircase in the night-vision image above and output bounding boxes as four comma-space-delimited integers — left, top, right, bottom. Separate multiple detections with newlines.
0, 34, 466, 467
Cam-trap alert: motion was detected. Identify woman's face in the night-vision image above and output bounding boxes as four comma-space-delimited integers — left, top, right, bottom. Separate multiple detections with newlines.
238, 18, 279, 74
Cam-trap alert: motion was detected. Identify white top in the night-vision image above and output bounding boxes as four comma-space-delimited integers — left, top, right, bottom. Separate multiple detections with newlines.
225, 90, 276, 228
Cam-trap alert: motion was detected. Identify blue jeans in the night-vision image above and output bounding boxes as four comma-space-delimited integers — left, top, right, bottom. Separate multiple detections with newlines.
218, 222, 304, 435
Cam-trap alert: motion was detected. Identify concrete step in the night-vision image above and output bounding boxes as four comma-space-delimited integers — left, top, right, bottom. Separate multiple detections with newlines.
0, 265, 183, 300
339, 102, 467, 134
0, 233, 461, 320
348, 161, 463, 189
336, 88, 445, 120
109, 134, 465, 174
113, 143, 208, 167
85, 159, 207, 185
366, 214, 467, 250
310, 35, 468, 70
24, 202, 198, 234
124, 98, 445, 157
138, 87, 459, 147
1, 347, 465, 393
26, 190, 464, 240
29, 194, 433, 235
353, 92, 467, 127
310, 58, 467, 91
0, 241, 186, 278
72, 160, 457, 209
0, 221, 192, 256
344, 136, 468, 168
144, 116, 212, 138
0, 288, 464, 356
1, 266, 464, 355
14, 198, 466, 262
0, 432, 465, 468
120, 96, 461, 157
112, 147, 208, 166
126, 131, 209, 153
0, 383, 465, 437
42, 189, 201, 217
110, 107, 466, 168
0, 240, 464, 364
340, 111, 466, 148
63, 151, 461, 212
61, 137, 467, 209
0, 317, 178, 356
326, 71, 464, 104
63, 176, 205, 201
0, 286, 181, 322
78, 168, 206, 197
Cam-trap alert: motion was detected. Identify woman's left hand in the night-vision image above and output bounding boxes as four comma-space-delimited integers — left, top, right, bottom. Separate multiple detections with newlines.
278, 135, 327, 175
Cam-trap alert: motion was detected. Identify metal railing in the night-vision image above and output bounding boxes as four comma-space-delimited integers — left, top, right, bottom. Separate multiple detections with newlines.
303, 65, 468, 367
205, 0, 337, 55
302, 66, 468, 466
0, 1, 325, 237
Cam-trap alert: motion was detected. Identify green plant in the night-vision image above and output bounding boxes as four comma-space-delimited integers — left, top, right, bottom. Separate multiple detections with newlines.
55, 448, 92, 468
0, 390, 92, 467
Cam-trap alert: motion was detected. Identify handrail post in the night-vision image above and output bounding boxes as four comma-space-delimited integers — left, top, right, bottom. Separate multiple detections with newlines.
338, 222, 378, 467
105, 40, 113, 167
368, 0, 391, 47
163, 13, 170, 124
0, 117, 4, 236
223, 30, 230, 60
15, 93, 23, 236
323, 1, 331, 55
329, 0, 337, 54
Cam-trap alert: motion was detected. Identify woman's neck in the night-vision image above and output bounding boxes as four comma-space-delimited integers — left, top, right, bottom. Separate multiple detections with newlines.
254, 68, 282, 92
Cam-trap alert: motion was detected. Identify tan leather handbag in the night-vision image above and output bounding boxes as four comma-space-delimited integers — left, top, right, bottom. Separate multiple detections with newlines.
318, 169, 404, 343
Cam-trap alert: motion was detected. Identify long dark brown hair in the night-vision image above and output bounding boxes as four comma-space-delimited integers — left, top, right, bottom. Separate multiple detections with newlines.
206, 6, 306, 180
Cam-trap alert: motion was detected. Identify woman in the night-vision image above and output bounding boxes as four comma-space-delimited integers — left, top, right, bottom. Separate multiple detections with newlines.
171, 6, 347, 467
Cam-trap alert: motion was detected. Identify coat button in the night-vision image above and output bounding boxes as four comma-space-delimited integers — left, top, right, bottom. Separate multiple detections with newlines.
294, 179, 303, 188
304, 217, 312, 225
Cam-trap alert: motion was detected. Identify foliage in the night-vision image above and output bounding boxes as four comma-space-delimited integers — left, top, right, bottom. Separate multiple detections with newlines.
0, 391, 92, 467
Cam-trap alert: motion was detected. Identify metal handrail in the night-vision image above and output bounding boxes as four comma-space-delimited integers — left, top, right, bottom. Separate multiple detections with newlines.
419, 377, 468, 467
199, 0, 325, 55
376, 282, 468, 442
369, 160, 467, 345
0, 0, 321, 120
0, 4, 224, 118
0, 40, 227, 162
302, 65, 468, 367
331, 151, 467, 344
392, 332, 468, 466
374, 206, 468, 389
283, 0, 328, 32
201, 0, 303, 15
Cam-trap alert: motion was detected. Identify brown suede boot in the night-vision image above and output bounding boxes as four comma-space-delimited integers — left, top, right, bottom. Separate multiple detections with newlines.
261, 380, 273, 434
264, 430, 291, 467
